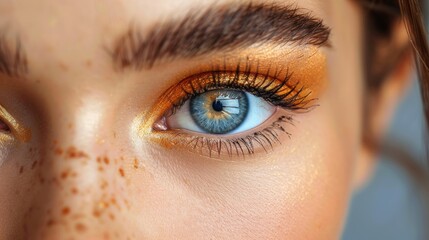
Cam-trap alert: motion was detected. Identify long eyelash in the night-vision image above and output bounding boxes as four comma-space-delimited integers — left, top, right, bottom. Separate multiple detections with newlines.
167, 61, 316, 116
170, 115, 293, 158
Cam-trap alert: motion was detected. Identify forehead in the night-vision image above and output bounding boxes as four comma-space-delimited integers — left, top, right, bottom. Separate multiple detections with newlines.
0, 0, 329, 48
0, 0, 338, 85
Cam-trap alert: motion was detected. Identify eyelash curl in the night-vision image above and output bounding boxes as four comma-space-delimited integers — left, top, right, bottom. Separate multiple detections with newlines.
152, 61, 318, 158
165, 60, 316, 116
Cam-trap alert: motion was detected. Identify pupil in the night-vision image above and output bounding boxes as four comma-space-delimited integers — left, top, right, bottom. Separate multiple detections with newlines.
212, 100, 223, 112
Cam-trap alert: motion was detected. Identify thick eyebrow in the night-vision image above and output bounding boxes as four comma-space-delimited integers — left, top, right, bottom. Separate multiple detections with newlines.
111, 3, 331, 70
0, 33, 28, 77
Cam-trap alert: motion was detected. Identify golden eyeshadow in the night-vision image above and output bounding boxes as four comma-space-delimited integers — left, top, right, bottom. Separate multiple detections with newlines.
140, 45, 327, 135
0, 105, 31, 142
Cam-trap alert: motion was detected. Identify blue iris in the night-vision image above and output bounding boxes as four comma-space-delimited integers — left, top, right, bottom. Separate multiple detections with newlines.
190, 90, 249, 134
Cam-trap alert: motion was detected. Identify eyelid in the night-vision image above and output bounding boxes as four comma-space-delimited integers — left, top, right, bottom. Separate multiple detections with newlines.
0, 105, 31, 142
140, 46, 327, 135
149, 114, 294, 159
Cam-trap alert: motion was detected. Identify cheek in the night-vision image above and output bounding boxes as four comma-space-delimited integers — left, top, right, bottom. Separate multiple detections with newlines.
126, 103, 355, 239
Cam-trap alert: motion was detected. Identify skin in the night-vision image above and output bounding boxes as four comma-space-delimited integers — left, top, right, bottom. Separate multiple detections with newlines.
0, 0, 412, 239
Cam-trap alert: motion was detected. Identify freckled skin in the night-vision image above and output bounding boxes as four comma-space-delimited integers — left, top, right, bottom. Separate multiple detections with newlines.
0, 0, 407, 239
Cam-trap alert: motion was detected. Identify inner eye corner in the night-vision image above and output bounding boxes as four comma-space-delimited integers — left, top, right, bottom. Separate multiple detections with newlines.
152, 115, 169, 132
0, 119, 11, 134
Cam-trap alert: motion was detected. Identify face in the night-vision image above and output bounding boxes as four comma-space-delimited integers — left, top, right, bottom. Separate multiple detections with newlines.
0, 0, 365, 239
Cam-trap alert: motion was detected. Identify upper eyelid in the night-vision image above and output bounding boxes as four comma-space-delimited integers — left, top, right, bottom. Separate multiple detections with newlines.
157, 56, 319, 114
140, 46, 328, 135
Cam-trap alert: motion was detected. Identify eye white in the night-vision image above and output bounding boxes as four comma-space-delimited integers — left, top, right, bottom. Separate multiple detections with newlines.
167, 92, 276, 134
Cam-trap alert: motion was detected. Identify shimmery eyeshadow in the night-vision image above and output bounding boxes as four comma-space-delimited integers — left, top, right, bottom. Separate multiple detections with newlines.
140, 46, 327, 135
0, 105, 31, 142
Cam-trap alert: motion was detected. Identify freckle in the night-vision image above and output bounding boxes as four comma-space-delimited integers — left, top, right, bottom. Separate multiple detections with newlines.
59, 62, 69, 71
46, 219, 56, 227
60, 170, 69, 179
100, 180, 108, 189
118, 168, 125, 177
71, 187, 79, 194
98, 166, 104, 172
103, 232, 111, 239
109, 213, 115, 221
85, 59, 92, 68
54, 147, 63, 155
103, 157, 110, 165
110, 197, 117, 206
93, 209, 101, 218
39, 176, 45, 184
31, 160, 38, 169
99, 201, 109, 209
75, 223, 87, 232
62, 207, 70, 215
19, 166, 24, 174
65, 146, 88, 159
133, 158, 139, 169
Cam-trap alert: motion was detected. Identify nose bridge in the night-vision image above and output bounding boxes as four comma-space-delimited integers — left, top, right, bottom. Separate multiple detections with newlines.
25, 94, 125, 238
46, 92, 105, 195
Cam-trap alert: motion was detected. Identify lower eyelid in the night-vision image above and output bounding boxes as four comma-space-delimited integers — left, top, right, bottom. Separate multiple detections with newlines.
150, 113, 294, 159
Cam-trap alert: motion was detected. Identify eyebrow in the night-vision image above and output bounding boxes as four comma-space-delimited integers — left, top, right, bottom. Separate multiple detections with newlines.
0, 34, 28, 77
111, 3, 331, 70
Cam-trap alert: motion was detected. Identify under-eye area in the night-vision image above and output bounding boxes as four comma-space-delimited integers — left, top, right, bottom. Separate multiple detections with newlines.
161, 115, 294, 158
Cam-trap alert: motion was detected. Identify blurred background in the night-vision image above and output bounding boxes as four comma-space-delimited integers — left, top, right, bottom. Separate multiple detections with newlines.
342, 8, 429, 240
342, 78, 427, 239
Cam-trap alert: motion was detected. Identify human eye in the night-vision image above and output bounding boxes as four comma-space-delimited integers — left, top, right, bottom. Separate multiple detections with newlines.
143, 49, 327, 159
167, 89, 276, 135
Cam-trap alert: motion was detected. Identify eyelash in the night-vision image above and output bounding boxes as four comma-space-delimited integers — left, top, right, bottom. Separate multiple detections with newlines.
152, 61, 317, 158
169, 115, 293, 158
166, 62, 315, 116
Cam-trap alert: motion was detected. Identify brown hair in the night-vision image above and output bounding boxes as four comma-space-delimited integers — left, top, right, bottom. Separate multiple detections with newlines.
361, 0, 429, 235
